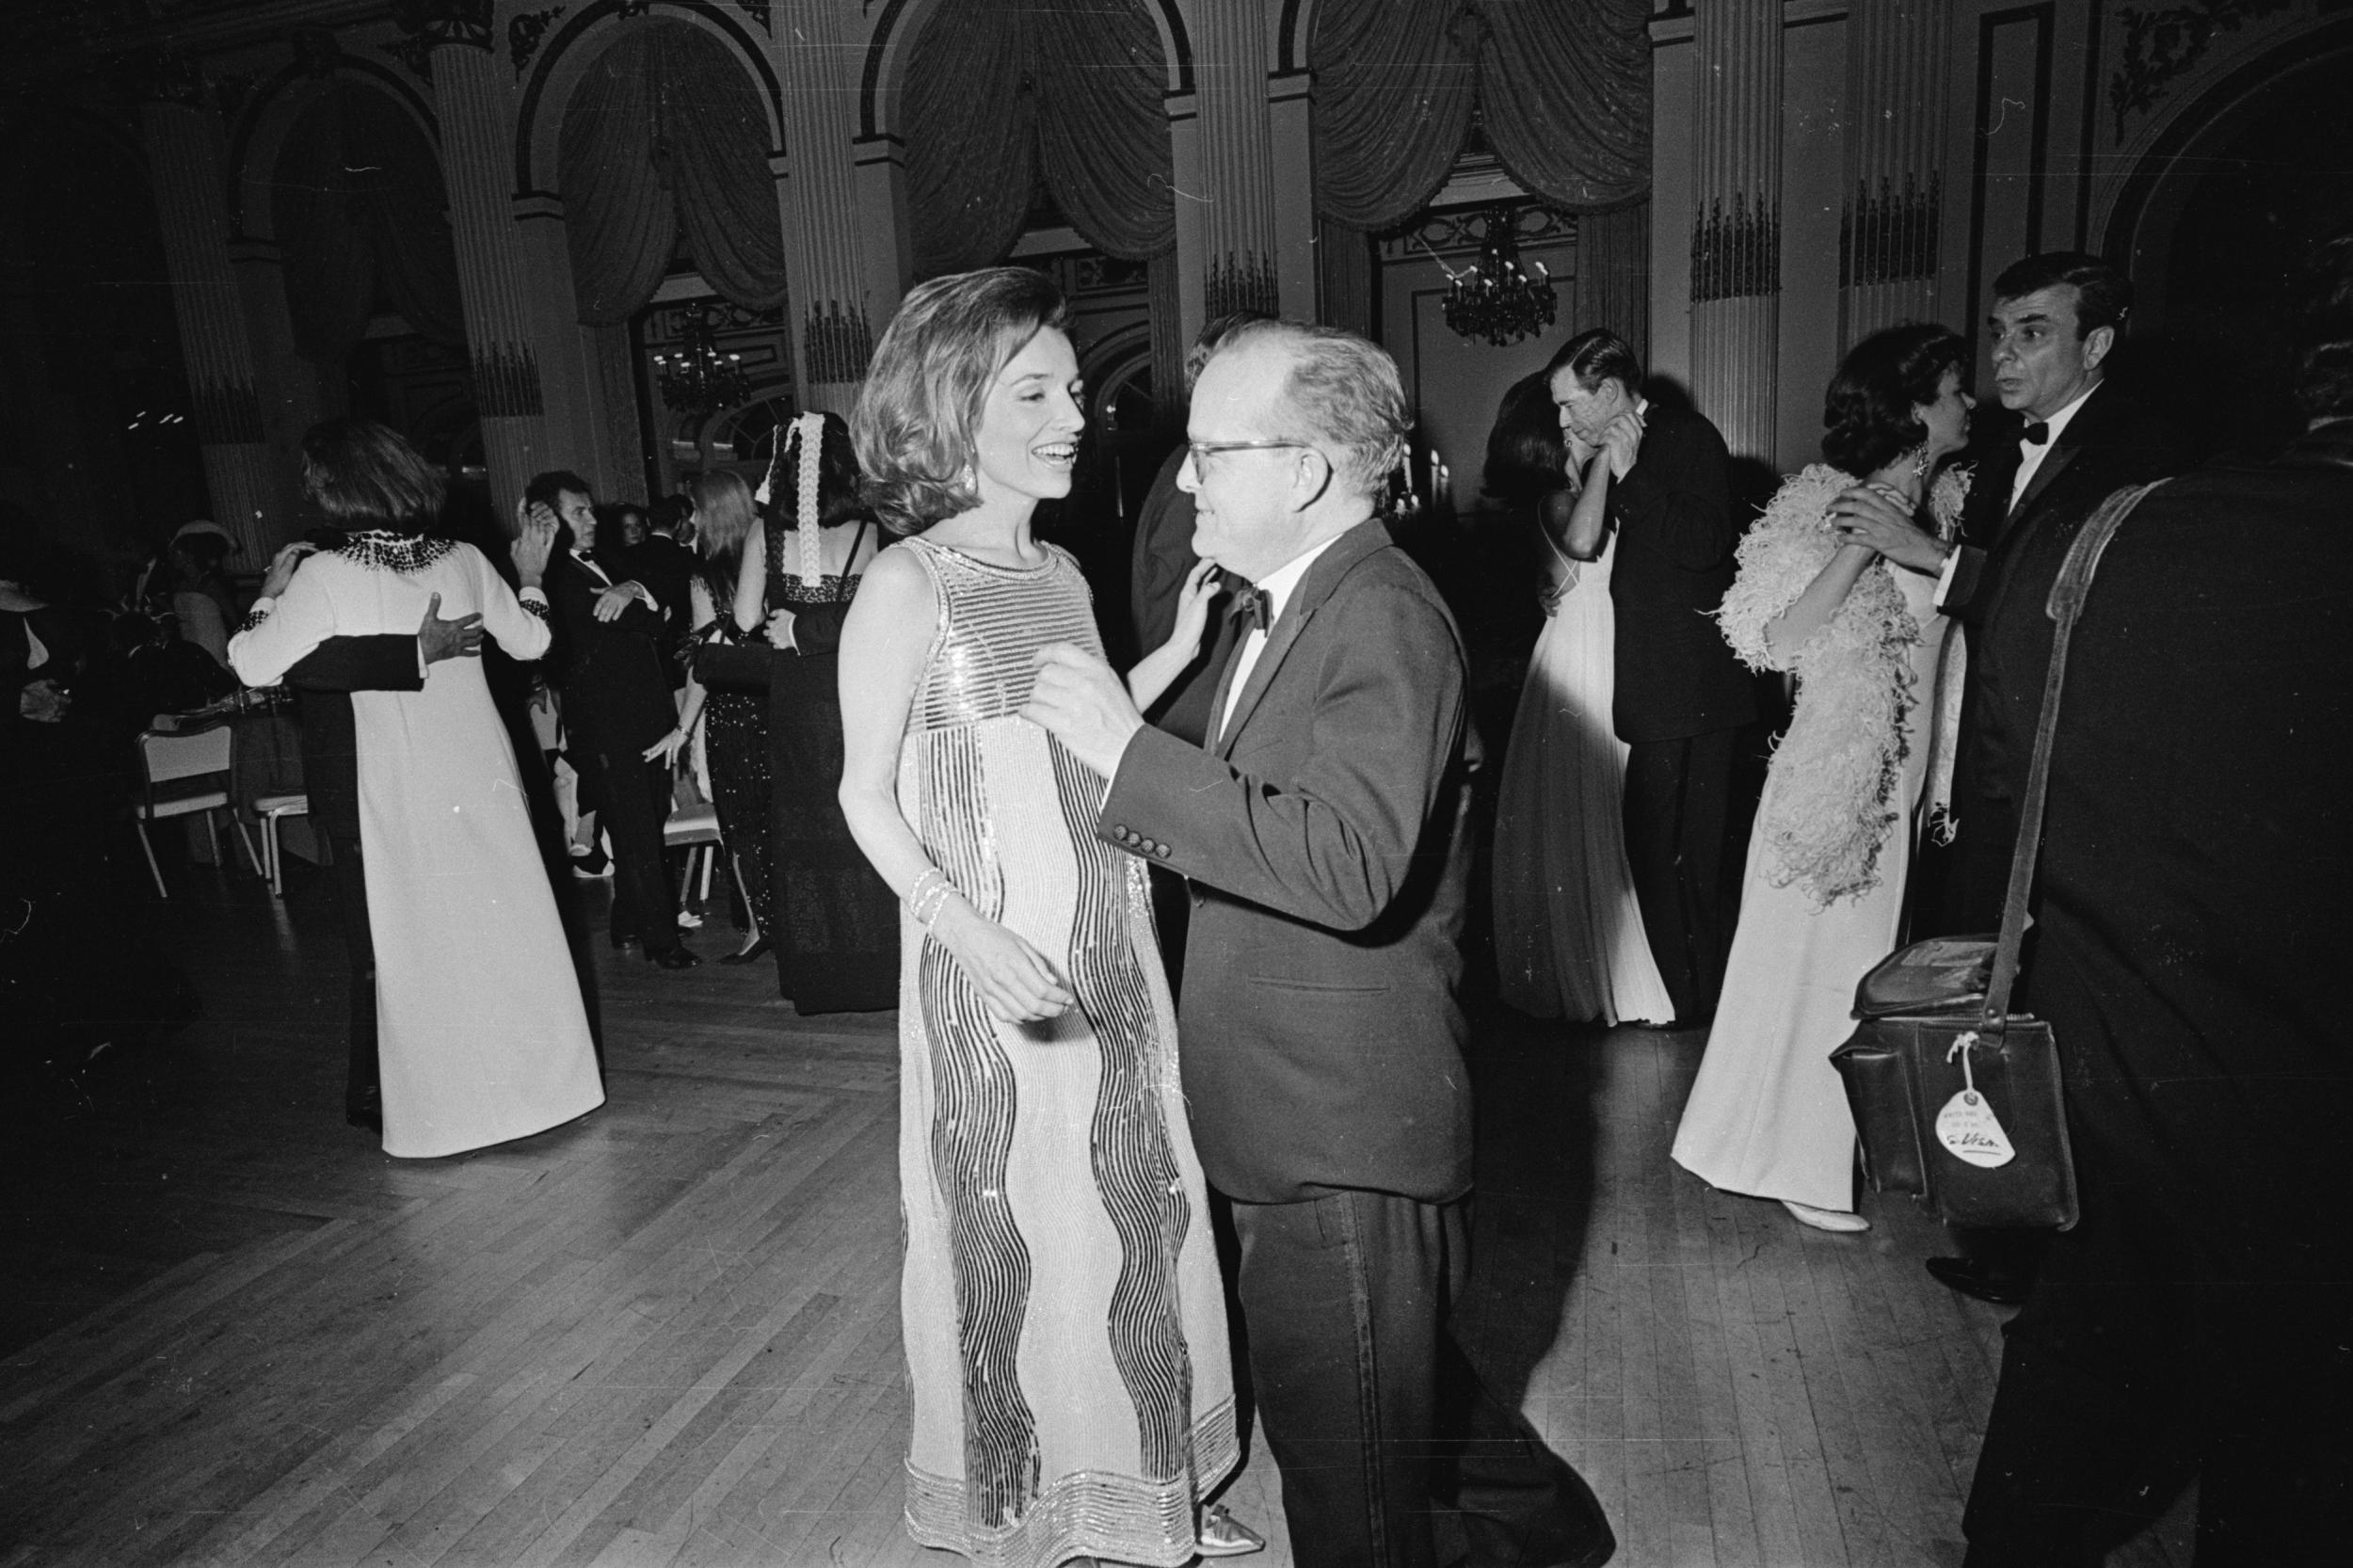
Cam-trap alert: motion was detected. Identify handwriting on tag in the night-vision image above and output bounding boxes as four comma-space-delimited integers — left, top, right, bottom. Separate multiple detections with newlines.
1936, 1090, 2016, 1168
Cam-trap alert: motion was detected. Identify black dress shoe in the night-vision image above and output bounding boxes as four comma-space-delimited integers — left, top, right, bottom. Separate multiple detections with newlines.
609, 928, 638, 951
647, 944, 701, 970
717, 936, 773, 966
1927, 1255, 2031, 1305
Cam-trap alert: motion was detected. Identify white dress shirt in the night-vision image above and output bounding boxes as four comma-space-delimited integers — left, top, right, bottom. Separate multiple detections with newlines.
1217, 535, 1342, 743
1933, 379, 2105, 608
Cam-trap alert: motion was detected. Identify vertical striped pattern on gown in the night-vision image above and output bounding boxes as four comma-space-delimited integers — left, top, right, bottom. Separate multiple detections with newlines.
892, 538, 1236, 1568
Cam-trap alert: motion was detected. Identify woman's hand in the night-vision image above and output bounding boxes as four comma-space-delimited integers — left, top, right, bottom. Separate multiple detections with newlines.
641, 727, 687, 765
511, 506, 557, 587
1165, 559, 1220, 661
931, 899, 1076, 1022
1828, 485, 1948, 574
260, 542, 317, 600
764, 607, 798, 650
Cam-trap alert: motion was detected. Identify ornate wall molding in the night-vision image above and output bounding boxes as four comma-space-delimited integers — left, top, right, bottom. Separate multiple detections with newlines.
1840, 172, 1941, 289
2110, 0, 2291, 137
471, 343, 546, 419
1206, 252, 1280, 318
802, 301, 874, 385
386, 0, 496, 80
1690, 192, 1780, 303
1377, 203, 1575, 264
191, 381, 267, 447
109, 47, 212, 107
510, 8, 568, 79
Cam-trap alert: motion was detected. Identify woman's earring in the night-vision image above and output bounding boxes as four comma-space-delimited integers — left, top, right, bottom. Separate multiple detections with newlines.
1910, 444, 1933, 484
960, 461, 977, 489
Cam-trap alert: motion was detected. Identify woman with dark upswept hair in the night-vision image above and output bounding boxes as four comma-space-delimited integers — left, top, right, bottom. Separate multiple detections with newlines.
722, 410, 895, 1010
229, 418, 602, 1159
1673, 324, 1976, 1233
835, 268, 1256, 1566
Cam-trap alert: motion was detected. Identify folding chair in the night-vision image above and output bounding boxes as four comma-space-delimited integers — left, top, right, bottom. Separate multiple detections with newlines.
133, 725, 262, 897
664, 800, 723, 908
250, 792, 311, 898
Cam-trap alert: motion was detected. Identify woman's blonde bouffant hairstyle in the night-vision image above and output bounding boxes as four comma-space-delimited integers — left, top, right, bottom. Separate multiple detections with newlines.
852, 267, 1070, 536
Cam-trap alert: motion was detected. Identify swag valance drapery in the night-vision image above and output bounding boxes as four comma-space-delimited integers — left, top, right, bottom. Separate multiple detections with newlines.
1310, 0, 1652, 232
903, 0, 1175, 278
274, 82, 466, 365
558, 19, 791, 326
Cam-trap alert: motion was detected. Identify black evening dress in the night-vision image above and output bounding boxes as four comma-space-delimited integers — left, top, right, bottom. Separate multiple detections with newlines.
763, 517, 898, 1012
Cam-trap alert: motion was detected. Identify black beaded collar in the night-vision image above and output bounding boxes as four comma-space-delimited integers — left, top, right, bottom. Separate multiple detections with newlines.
339, 530, 456, 573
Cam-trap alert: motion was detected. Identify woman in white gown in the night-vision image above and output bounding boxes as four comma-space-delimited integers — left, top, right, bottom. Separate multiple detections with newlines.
230, 419, 602, 1159
1489, 372, 1674, 1025
1672, 326, 1974, 1231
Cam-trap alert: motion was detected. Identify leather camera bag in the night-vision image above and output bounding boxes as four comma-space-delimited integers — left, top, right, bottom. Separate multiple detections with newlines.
1830, 480, 2165, 1231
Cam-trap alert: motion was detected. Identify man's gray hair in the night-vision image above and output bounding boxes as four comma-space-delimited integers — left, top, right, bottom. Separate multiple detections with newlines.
1222, 319, 1411, 502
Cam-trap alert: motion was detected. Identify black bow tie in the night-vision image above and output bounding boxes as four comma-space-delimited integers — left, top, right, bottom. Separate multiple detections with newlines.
1225, 574, 1274, 634
2021, 422, 2052, 447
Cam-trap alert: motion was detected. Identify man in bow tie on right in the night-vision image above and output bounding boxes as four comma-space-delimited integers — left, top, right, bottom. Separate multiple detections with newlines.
1832, 250, 2185, 937
1829, 252, 2187, 1308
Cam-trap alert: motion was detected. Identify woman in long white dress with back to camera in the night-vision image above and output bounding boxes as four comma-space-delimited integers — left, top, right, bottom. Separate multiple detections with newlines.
1489, 371, 1674, 1026
1671, 325, 1974, 1231
230, 418, 602, 1159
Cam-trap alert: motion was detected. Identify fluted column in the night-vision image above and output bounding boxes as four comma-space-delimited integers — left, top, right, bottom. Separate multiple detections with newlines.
1689, 0, 1782, 460
418, 30, 550, 512
773, 1, 872, 415
142, 99, 286, 559
1841, 0, 1950, 345
1193, 0, 1281, 317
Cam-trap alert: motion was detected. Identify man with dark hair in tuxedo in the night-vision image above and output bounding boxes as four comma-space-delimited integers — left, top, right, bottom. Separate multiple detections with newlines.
1545, 328, 1755, 1027
528, 471, 699, 969
1953, 228, 2353, 1565
1832, 250, 2188, 1306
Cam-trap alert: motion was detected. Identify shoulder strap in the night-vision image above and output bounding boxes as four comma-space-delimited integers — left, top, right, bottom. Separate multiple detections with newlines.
1979, 478, 2169, 1028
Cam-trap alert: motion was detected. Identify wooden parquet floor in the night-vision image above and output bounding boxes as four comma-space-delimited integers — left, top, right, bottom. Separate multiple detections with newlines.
0, 862, 2191, 1567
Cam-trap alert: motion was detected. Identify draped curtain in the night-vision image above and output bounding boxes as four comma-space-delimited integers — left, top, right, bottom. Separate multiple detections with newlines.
274, 83, 465, 364
904, 0, 1174, 278
1310, 0, 1651, 232
559, 21, 791, 326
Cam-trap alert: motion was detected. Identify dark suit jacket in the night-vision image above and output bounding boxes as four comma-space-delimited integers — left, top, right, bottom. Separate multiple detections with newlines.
283, 635, 423, 839
1942, 384, 2185, 812
1607, 401, 1757, 743
1101, 521, 1477, 1205
544, 551, 676, 753
2025, 420, 2353, 1266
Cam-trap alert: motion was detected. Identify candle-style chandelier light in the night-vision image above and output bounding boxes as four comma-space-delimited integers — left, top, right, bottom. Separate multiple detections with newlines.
1441, 206, 1558, 348
652, 307, 752, 417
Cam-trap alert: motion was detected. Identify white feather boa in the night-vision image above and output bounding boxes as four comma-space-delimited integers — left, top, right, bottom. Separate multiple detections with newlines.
1717, 463, 1970, 906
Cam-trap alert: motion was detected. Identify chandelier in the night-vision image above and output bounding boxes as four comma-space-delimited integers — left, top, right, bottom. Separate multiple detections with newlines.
1440, 207, 1558, 348
652, 308, 752, 417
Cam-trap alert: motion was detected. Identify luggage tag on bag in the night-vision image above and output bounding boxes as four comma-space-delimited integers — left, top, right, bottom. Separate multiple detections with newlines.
1936, 1032, 2016, 1168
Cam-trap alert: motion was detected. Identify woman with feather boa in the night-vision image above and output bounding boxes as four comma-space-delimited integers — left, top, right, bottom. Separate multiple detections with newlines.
1672, 325, 1975, 1232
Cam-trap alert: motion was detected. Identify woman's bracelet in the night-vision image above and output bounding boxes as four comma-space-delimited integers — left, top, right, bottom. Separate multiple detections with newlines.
907, 867, 957, 928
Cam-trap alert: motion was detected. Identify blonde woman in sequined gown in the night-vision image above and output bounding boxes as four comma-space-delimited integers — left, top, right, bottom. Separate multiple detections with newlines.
838, 269, 1256, 1567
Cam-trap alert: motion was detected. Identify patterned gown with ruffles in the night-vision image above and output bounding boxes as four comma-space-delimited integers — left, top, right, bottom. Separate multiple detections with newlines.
892, 536, 1236, 1568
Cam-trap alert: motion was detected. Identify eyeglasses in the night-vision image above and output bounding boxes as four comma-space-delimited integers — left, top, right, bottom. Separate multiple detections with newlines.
1185, 439, 1321, 470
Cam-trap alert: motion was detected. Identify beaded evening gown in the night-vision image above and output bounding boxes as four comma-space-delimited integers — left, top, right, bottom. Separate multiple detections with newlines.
891, 536, 1237, 1568
762, 515, 898, 1011
687, 578, 776, 947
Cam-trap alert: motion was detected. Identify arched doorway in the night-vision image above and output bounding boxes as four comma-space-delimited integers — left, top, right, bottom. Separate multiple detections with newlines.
2107, 29, 2353, 455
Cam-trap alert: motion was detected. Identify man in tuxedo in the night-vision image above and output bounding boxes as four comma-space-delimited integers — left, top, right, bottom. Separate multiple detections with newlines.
1837, 251, 2185, 936
249, 534, 530, 1131
1027, 321, 1612, 1568
529, 471, 699, 969
1546, 329, 1754, 1026
1832, 251, 2188, 1307
1960, 229, 2353, 1563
